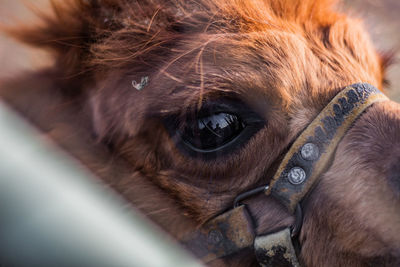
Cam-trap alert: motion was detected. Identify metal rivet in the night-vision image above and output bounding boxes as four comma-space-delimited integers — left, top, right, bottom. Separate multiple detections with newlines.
288, 167, 306, 185
301, 143, 319, 161
208, 229, 223, 245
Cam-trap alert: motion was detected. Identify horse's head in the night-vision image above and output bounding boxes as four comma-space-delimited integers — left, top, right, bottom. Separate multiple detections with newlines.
3, 0, 400, 266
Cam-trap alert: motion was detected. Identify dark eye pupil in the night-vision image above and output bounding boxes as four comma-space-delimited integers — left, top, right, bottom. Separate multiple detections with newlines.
183, 113, 245, 151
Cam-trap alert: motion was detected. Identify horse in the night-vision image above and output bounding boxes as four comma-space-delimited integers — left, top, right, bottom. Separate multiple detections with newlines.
0, 0, 399, 266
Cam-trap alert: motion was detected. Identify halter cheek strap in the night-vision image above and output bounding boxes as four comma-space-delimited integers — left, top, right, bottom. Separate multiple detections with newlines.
266, 83, 388, 212
181, 83, 388, 266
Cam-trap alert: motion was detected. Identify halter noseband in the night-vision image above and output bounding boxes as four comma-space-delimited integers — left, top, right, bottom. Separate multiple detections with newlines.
182, 83, 388, 266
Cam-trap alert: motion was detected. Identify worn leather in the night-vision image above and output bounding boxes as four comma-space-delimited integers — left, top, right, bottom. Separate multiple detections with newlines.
181, 83, 388, 266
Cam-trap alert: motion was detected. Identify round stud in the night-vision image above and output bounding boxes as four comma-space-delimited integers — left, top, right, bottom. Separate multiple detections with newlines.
301, 143, 319, 161
288, 167, 306, 185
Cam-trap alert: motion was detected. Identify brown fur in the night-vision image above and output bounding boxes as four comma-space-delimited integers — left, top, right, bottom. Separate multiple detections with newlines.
1, 0, 399, 266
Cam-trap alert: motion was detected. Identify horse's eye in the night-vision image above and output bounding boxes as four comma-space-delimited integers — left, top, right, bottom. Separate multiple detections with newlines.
181, 113, 245, 151
163, 99, 265, 158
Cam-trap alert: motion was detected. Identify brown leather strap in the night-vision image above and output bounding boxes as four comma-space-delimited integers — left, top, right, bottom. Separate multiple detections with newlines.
181, 84, 388, 266
181, 205, 255, 262
254, 228, 300, 267
266, 83, 388, 213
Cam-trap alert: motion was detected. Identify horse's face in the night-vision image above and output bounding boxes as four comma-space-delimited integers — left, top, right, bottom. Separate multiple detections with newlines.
5, 0, 400, 266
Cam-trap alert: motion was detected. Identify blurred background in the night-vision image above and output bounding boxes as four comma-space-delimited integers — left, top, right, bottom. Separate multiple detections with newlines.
0, 0, 399, 100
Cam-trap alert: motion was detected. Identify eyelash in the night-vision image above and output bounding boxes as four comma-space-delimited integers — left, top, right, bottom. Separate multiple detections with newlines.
164, 99, 266, 160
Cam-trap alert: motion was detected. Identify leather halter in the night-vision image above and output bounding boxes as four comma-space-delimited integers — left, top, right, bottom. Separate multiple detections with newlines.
181, 83, 388, 266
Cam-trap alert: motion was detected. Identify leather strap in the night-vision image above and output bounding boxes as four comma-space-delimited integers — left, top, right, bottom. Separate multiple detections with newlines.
266, 83, 388, 212
254, 228, 300, 267
181, 83, 388, 266
181, 205, 255, 262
